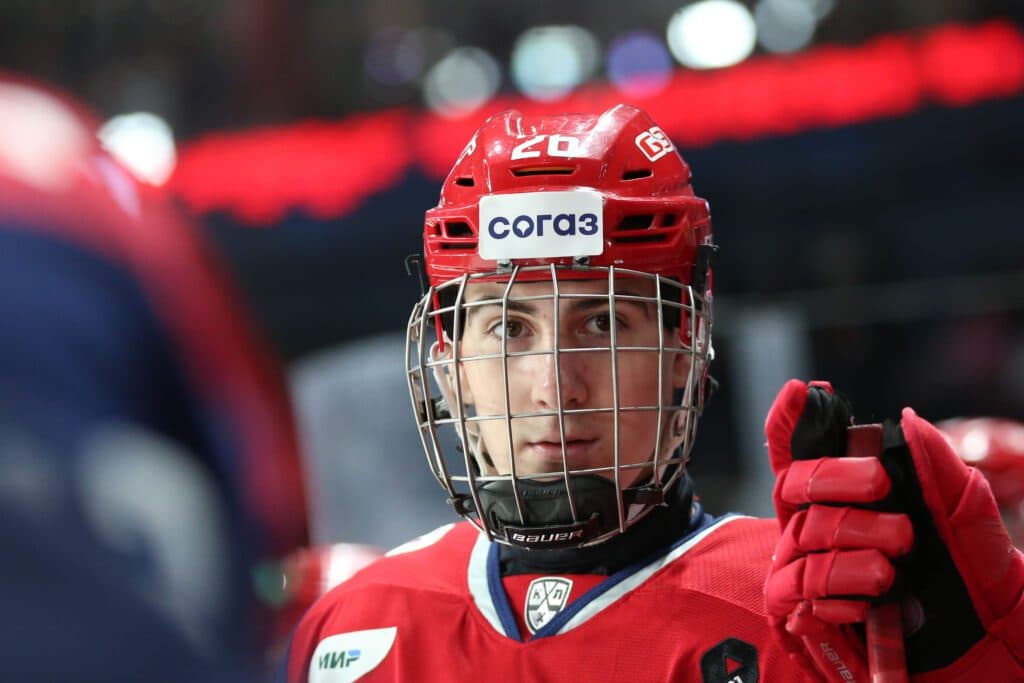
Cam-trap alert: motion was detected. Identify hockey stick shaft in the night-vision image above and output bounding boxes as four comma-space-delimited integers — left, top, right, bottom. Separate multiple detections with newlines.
867, 604, 908, 683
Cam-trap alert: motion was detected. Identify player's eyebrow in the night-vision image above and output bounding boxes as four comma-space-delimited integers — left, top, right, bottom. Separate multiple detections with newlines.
568, 296, 652, 318
463, 297, 535, 319
463, 289, 653, 322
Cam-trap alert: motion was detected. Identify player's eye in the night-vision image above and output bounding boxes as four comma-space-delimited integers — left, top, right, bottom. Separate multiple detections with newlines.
583, 314, 626, 335
488, 319, 527, 340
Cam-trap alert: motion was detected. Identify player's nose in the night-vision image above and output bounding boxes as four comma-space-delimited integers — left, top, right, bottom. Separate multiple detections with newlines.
529, 345, 588, 410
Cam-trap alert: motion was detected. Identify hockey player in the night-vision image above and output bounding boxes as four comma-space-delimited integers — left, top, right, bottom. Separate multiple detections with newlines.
282, 105, 1024, 681
938, 417, 1024, 549
0, 72, 309, 677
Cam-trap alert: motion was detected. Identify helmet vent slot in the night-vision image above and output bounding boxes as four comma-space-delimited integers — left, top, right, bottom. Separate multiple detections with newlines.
660, 213, 678, 227
455, 176, 475, 187
444, 221, 474, 237
615, 214, 655, 231
511, 166, 575, 177
614, 233, 668, 244
622, 169, 652, 180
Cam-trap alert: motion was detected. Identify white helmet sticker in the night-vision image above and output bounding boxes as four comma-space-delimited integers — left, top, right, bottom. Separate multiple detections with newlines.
478, 189, 604, 261
309, 627, 398, 683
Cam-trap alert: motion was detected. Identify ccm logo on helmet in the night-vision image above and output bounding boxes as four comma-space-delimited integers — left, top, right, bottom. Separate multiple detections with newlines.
635, 126, 674, 162
488, 213, 598, 239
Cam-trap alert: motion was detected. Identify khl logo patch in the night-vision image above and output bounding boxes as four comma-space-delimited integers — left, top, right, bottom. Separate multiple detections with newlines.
525, 577, 573, 634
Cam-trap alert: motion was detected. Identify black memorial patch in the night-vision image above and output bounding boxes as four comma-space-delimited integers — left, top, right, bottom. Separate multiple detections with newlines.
701, 638, 758, 683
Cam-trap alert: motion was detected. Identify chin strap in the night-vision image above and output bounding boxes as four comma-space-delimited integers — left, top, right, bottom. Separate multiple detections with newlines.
475, 475, 626, 549
469, 463, 686, 550
496, 473, 698, 575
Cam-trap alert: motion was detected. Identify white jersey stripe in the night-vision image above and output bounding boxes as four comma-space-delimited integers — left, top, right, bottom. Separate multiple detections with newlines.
467, 531, 508, 636
556, 515, 748, 634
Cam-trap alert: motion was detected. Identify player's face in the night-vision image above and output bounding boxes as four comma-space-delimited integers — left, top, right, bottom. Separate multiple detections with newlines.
454, 278, 690, 481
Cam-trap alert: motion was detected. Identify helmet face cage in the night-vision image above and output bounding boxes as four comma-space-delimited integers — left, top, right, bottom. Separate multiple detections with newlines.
406, 263, 713, 548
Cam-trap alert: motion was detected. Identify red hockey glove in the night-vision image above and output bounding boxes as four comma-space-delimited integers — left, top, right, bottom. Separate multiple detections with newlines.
764, 379, 1024, 682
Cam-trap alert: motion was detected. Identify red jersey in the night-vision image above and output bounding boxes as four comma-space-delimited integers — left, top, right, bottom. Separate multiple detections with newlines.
282, 512, 822, 682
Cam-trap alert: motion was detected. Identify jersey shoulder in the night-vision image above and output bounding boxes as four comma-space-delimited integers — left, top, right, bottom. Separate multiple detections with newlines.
668, 514, 779, 617
285, 523, 477, 682
312, 521, 476, 610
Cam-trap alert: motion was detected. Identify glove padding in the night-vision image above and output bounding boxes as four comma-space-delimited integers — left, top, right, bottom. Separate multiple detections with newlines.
764, 379, 1024, 681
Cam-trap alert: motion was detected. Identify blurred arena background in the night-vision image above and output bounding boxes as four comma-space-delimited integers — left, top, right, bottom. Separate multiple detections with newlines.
5, 0, 1023, 545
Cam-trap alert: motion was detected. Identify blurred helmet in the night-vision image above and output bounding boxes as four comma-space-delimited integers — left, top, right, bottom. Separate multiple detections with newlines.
406, 104, 715, 549
1, 72, 311, 660
937, 417, 1024, 549
937, 417, 1024, 510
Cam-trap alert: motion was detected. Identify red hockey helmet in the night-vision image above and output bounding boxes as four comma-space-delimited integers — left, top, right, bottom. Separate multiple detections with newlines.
422, 104, 711, 285
937, 417, 1024, 509
407, 105, 715, 550
937, 417, 1024, 548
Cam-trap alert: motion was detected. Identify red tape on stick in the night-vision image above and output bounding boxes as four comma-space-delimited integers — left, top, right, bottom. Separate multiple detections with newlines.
867, 604, 908, 683
848, 426, 908, 682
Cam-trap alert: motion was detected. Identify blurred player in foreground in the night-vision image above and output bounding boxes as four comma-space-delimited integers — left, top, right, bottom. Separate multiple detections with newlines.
0, 72, 309, 679
281, 105, 1024, 681
939, 417, 1024, 549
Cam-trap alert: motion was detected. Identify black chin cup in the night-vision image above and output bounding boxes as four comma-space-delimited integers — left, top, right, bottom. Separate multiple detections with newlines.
463, 475, 666, 549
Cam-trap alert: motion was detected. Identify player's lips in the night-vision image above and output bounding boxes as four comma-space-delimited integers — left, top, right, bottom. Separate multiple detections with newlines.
525, 438, 599, 464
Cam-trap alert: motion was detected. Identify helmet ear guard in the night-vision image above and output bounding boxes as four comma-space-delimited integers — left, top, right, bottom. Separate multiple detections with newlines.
427, 336, 495, 476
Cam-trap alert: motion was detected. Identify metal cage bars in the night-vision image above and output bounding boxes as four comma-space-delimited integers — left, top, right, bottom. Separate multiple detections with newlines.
406, 264, 713, 544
